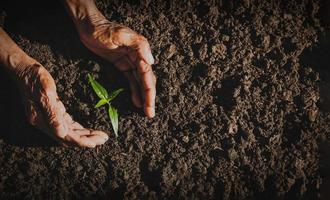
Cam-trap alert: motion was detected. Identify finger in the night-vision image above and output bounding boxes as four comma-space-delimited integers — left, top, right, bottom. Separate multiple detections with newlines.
64, 133, 96, 148
136, 38, 155, 65
89, 130, 109, 141
65, 129, 108, 147
61, 114, 109, 147
97, 46, 129, 63
113, 28, 154, 65
124, 71, 143, 108
38, 67, 57, 93
75, 129, 109, 144
137, 60, 156, 118
39, 86, 68, 139
115, 57, 143, 108
57, 100, 67, 114
144, 89, 156, 118
72, 128, 106, 137
114, 55, 135, 71
63, 113, 74, 124
86, 134, 108, 146
137, 60, 155, 93
132, 70, 144, 101
63, 113, 84, 130
25, 101, 65, 145
26, 101, 51, 134
72, 122, 84, 130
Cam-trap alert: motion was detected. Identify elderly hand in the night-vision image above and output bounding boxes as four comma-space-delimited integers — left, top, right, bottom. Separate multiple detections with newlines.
0, 27, 109, 148
76, 13, 156, 118
16, 61, 109, 148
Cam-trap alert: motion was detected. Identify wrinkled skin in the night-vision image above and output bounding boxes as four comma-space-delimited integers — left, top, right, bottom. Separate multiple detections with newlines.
0, 3, 156, 147
17, 62, 109, 148
14, 16, 157, 147
13, 18, 156, 147
77, 16, 157, 118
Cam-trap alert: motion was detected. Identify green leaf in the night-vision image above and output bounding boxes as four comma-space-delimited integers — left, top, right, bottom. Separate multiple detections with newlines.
108, 105, 119, 137
108, 88, 124, 102
87, 73, 109, 99
95, 99, 108, 108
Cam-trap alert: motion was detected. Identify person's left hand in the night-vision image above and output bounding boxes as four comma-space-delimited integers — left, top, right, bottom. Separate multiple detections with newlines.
77, 15, 156, 118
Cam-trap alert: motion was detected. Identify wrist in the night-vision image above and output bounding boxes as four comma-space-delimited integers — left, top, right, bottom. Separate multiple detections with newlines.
6, 53, 37, 79
0, 28, 37, 77
63, 0, 108, 37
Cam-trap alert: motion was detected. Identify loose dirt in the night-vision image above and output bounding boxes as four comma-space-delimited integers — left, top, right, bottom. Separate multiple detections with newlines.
0, 0, 330, 199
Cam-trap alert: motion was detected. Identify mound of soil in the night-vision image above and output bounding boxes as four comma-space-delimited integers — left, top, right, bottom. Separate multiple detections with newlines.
0, 0, 330, 199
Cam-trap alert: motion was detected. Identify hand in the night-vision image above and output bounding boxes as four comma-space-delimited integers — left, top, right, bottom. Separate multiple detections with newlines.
77, 15, 156, 118
16, 62, 109, 148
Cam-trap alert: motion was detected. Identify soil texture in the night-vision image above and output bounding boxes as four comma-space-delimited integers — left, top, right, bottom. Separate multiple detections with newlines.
0, 0, 330, 199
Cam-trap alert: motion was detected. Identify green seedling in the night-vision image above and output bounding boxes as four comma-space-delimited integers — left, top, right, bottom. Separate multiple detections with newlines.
87, 73, 123, 137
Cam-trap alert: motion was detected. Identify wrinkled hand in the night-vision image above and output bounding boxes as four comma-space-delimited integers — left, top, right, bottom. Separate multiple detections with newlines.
17, 62, 109, 148
78, 17, 156, 118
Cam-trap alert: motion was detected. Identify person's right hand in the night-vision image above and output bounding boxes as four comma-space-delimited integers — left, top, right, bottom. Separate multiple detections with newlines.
16, 61, 109, 148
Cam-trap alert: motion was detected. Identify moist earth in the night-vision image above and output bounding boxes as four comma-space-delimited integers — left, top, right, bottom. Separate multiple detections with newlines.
0, 0, 330, 199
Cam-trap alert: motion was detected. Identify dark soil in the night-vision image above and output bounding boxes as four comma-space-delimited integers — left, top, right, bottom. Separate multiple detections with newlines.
0, 0, 330, 199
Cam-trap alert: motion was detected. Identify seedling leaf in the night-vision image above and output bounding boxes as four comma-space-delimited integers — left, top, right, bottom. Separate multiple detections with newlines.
87, 73, 109, 99
108, 88, 124, 102
108, 105, 119, 137
95, 99, 108, 108
87, 73, 123, 137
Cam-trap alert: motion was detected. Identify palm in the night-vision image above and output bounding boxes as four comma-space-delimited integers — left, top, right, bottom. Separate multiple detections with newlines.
18, 63, 109, 147
80, 22, 157, 118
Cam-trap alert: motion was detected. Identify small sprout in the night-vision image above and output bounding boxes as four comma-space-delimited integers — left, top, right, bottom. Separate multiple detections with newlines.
87, 73, 123, 137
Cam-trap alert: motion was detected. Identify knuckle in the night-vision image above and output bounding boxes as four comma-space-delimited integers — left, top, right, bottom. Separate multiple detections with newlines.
153, 74, 157, 84
113, 26, 132, 39
38, 92, 50, 107
48, 114, 58, 127
145, 98, 155, 107
40, 84, 56, 99
138, 36, 150, 47
58, 101, 67, 113
49, 116, 60, 131
114, 26, 127, 34
140, 62, 152, 73
44, 88, 55, 98
27, 106, 40, 127
53, 124, 66, 139
36, 65, 47, 76
139, 36, 148, 42
28, 114, 37, 125
75, 138, 95, 148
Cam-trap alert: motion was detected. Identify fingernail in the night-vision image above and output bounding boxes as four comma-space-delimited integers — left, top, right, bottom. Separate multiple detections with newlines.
146, 107, 155, 118
89, 142, 96, 148
149, 55, 155, 65
152, 107, 155, 117
104, 135, 109, 141
145, 52, 155, 65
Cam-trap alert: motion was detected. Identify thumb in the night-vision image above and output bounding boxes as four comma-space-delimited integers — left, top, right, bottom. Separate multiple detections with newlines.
112, 27, 154, 65
38, 68, 68, 138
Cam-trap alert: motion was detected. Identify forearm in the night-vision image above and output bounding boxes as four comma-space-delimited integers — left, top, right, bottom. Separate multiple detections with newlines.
0, 28, 35, 75
62, 0, 107, 35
